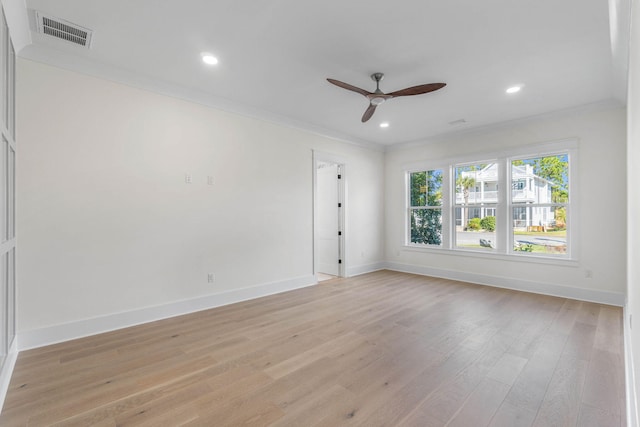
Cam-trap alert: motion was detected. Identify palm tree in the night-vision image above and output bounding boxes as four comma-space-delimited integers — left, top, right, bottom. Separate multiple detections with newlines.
456, 175, 476, 229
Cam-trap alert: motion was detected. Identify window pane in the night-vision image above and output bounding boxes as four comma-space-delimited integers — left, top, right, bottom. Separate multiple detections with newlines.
426, 170, 443, 206
8, 146, 13, 239
410, 170, 442, 207
456, 207, 496, 250
8, 42, 14, 140
410, 208, 442, 245
512, 155, 568, 204
7, 247, 13, 344
410, 172, 426, 206
454, 164, 497, 251
455, 163, 497, 205
0, 252, 6, 365
0, 137, 5, 243
511, 154, 569, 256
514, 213, 567, 255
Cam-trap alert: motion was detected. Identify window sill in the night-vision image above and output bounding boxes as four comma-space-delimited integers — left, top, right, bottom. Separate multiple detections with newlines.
402, 244, 579, 267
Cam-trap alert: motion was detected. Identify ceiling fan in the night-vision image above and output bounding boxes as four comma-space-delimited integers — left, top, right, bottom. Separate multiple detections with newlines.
327, 73, 446, 123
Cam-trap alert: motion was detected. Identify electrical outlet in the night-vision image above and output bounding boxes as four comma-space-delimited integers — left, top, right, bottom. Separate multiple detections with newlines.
207, 176, 214, 185
585, 269, 593, 279
207, 273, 214, 283
185, 174, 192, 184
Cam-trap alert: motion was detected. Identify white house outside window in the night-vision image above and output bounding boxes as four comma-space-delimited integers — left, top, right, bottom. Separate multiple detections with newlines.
455, 163, 498, 251
511, 154, 569, 255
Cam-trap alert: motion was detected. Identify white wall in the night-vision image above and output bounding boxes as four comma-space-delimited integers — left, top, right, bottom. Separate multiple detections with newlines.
16, 59, 384, 337
385, 106, 627, 302
15, 56, 628, 348
627, 0, 640, 423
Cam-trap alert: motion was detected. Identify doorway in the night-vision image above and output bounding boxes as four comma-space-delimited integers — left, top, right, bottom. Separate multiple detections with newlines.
313, 152, 345, 280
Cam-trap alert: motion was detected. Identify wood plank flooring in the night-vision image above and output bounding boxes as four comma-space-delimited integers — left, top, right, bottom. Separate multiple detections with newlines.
0, 270, 626, 426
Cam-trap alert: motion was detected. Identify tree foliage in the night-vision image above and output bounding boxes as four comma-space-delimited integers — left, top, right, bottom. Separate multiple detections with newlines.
456, 176, 476, 201
480, 216, 496, 231
467, 217, 481, 230
533, 155, 568, 202
410, 171, 442, 245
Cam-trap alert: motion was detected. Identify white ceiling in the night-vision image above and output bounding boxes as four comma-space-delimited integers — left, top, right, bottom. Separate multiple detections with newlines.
17, 0, 628, 148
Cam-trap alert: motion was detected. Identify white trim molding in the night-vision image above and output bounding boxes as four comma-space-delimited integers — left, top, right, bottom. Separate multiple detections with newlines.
346, 262, 386, 277
384, 262, 625, 306
313, 150, 347, 278
0, 337, 18, 415
625, 304, 639, 427
0, 0, 31, 52
18, 274, 316, 351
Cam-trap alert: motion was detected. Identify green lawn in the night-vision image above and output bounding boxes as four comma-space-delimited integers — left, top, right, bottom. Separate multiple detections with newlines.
513, 230, 566, 237
514, 243, 567, 254
460, 242, 567, 254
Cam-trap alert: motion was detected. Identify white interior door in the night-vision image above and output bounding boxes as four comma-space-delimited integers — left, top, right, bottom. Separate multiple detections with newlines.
317, 163, 340, 276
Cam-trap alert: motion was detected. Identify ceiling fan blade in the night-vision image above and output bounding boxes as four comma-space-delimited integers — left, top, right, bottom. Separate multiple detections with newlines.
327, 78, 372, 97
361, 103, 377, 122
388, 83, 446, 97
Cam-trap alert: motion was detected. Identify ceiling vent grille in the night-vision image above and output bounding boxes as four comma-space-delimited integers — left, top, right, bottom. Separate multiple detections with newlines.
35, 12, 93, 48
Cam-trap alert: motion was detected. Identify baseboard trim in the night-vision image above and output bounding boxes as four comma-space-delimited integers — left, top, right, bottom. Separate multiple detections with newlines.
346, 262, 386, 277
0, 337, 18, 414
384, 262, 625, 306
18, 274, 316, 351
624, 304, 639, 427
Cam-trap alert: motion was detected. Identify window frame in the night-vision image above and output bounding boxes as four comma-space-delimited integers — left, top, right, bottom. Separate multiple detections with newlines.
407, 169, 446, 247
0, 4, 16, 369
507, 151, 573, 259
452, 160, 500, 252
404, 139, 578, 263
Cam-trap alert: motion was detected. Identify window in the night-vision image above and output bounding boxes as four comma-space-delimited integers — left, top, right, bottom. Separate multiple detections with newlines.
405, 142, 574, 260
511, 155, 568, 255
0, 5, 16, 369
409, 170, 443, 245
455, 163, 497, 250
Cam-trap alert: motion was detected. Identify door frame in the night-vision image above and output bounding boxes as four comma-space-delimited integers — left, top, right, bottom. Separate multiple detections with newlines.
312, 150, 346, 279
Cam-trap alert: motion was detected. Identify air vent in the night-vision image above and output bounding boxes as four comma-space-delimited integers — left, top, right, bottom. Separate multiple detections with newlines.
35, 11, 93, 48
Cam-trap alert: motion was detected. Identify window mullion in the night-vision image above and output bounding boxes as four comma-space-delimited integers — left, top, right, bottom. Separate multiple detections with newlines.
497, 159, 509, 253
442, 166, 452, 249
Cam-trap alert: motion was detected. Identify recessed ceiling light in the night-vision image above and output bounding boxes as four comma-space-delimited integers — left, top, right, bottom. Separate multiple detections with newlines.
506, 85, 522, 94
201, 53, 218, 65
380, 122, 390, 128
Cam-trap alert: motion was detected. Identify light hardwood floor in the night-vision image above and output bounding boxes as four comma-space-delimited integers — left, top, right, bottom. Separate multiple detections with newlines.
0, 271, 626, 426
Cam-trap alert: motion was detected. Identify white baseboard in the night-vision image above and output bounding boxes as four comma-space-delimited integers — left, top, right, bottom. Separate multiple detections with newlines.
18, 274, 316, 351
384, 261, 625, 306
625, 304, 639, 427
5, 265, 630, 417
346, 262, 386, 277
317, 263, 338, 276
0, 337, 18, 415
